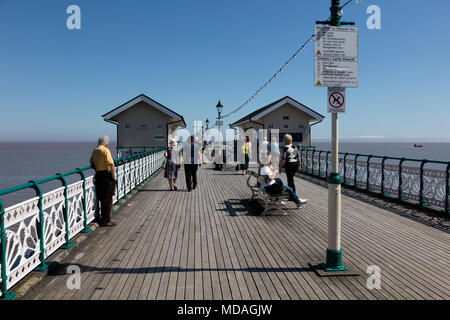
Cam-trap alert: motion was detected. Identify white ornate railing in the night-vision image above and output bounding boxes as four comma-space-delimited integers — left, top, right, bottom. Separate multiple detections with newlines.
0, 148, 166, 299
299, 149, 450, 213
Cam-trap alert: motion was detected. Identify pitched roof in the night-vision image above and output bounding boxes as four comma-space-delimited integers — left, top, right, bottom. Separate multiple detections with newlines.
102, 94, 186, 127
229, 96, 325, 127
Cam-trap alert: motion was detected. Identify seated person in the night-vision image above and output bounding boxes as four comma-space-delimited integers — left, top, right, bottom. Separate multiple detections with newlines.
260, 152, 308, 209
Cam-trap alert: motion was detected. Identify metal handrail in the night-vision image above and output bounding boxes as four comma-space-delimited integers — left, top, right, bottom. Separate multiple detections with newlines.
298, 147, 450, 216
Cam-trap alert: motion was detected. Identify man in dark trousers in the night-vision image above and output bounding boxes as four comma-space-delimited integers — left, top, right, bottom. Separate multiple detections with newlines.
90, 136, 117, 227
184, 136, 202, 192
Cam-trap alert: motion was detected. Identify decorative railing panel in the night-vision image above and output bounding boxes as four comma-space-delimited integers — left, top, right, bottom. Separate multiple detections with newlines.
42, 187, 66, 258
0, 148, 165, 299
3, 198, 41, 289
85, 176, 96, 225
67, 181, 85, 239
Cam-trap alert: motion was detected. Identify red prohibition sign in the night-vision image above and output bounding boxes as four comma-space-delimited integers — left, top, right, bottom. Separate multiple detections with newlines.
329, 92, 345, 109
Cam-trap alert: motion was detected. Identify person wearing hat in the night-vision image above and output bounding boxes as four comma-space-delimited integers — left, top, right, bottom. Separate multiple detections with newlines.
164, 138, 180, 191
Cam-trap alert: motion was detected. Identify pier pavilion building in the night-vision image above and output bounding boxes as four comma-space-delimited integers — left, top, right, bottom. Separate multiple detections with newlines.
102, 94, 186, 156
230, 96, 324, 147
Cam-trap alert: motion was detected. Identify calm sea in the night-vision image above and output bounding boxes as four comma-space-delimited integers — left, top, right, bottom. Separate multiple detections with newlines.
0, 142, 116, 208
0, 141, 449, 207
312, 142, 450, 162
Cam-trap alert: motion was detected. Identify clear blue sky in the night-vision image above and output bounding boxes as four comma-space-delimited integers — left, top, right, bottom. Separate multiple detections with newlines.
0, 0, 449, 142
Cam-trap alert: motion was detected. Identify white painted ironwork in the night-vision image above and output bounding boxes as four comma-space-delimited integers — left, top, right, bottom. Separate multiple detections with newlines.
300, 152, 448, 211
0, 149, 165, 296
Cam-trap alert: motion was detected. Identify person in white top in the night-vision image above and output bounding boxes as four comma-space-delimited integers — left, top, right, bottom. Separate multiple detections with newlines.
260, 152, 308, 209
259, 137, 269, 163
279, 134, 301, 193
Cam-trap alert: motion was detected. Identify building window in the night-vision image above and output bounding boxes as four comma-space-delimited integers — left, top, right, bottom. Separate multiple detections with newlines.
297, 124, 304, 129
280, 133, 303, 143
283, 116, 289, 120
283, 124, 289, 129
156, 123, 163, 129
268, 124, 274, 129
140, 123, 148, 129
124, 123, 131, 129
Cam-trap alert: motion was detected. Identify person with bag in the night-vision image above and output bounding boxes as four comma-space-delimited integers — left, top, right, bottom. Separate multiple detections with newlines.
279, 134, 302, 194
260, 152, 307, 209
89, 135, 117, 227
164, 138, 180, 191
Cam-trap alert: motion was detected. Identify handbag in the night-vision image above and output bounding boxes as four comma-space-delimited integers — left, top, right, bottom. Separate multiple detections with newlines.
265, 179, 284, 195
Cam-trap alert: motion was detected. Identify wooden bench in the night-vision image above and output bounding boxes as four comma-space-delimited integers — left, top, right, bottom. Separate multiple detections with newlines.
246, 170, 290, 216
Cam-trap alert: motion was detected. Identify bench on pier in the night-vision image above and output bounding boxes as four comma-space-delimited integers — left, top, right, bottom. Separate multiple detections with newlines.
246, 170, 290, 216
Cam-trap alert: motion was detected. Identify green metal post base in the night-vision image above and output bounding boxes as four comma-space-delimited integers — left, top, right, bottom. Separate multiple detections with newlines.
0, 291, 16, 300
320, 249, 349, 272
80, 226, 91, 233
35, 262, 50, 271
61, 242, 75, 249
327, 172, 342, 185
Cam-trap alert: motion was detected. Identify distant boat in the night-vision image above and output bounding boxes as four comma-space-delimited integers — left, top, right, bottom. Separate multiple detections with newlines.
414, 144, 423, 148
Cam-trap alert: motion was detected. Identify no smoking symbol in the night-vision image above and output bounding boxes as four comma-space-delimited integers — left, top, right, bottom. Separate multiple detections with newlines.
329, 92, 345, 109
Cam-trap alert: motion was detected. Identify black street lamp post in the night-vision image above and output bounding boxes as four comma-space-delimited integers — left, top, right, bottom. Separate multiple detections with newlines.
215, 101, 224, 170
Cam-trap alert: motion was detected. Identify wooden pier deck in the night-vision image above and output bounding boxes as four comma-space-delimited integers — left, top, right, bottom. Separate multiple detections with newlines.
22, 165, 450, 300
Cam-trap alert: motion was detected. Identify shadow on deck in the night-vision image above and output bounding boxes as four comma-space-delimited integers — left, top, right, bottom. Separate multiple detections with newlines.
22, 165, 450, 300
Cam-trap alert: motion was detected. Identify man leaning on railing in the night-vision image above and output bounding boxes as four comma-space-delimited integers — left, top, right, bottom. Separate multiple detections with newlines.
90, 135, 117, 227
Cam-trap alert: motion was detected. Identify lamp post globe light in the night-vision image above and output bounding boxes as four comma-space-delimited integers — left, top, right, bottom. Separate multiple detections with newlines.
215, 100, 224, 170
204, 118, 209, 148
216, 100, 223, 118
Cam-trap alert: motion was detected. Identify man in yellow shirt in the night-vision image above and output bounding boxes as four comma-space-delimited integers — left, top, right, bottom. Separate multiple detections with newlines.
90, 136, 117, 227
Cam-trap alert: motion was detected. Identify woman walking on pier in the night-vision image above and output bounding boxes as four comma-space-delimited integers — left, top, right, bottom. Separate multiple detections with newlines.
279, 134, 301, 193
164, 138, 180, 191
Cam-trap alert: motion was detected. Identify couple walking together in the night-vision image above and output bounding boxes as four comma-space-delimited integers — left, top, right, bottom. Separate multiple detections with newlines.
164, 136, 202, 192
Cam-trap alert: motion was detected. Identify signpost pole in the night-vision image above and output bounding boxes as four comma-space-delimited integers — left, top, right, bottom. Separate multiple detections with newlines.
317, 0, 355, 273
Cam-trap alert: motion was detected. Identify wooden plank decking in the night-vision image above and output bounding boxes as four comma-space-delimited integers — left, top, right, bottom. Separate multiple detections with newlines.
22, 165, 450, 300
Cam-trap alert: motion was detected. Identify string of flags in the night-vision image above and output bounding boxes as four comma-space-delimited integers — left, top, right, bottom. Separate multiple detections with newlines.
220, 0, 356, 120
220, 34, 314, 120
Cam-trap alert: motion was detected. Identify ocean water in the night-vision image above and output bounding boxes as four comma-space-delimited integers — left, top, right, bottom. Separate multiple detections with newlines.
311, 142, 450, 162
0, 142, 116, 207
0, 141, 449, 207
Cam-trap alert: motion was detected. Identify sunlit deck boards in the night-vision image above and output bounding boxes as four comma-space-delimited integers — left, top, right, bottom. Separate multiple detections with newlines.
23, 165, 450, 300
